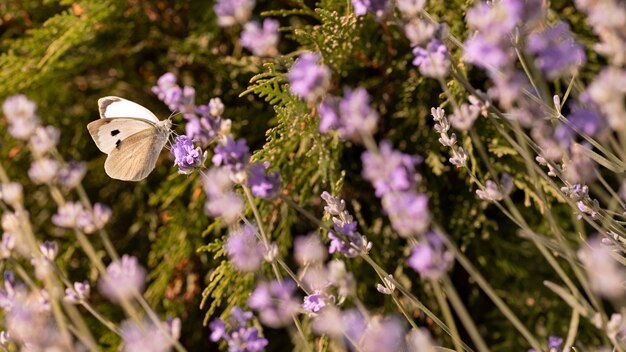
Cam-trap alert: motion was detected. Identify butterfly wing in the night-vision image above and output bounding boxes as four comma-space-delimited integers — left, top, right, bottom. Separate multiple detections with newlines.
98, 96, 159, 123
87, 118, 156, 154
103, 127, 169, 181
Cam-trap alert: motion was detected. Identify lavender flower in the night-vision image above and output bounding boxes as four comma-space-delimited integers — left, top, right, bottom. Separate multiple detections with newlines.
466, 0, 522, 42
302, 293, 327, 313
294, 234, 327, 266
3, 95, 40, 140
288, 52, 331, 103
214, 0, 255, 27
312, 308, 366, 347
361, 317, 405, 352
0, 182, 23, 208
64, 281, 90, 304
248, 280, 299, 328
381, 191, 430, 237
152, 72, 182, 112
185, 114, 221, 146
247, 162, 281, 199
52, 202, 85, 229
317, 96, 341, 133
449, 102, 480, 131
209, 306, 268, 351
476, 174, 514, 202
321, 191, 372, 257
28, 158, 59, 185
463, 35, 511, 70
212, 137, 250, 174
404, 18, 436, 46
412, 39, 451, 78
98, 255, 147, 303
29, 125, 60, 156
57, 160, 87, 190
351, 0, 390, 17
202, 167, 245, 224
586, 67, 626, 130
396, 0, 425, 18
120, 319, 177, 352
0, 233, 15, 260
78, 203, 112, 234
408, 232, 454, 279
225, 223, 265, 273
406, 328, 436, 350
337, 87, 379, 139
578, 238, 626, 299
241, 19, 280, 57
361, 141, 421, 197
39, 241, 58, 261
527, 21, 586, 79
171, 135, 206, 174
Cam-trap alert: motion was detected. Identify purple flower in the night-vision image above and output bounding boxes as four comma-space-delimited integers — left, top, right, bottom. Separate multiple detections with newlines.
57, 160, 87, 190
313, 308, 366, 347
78, 203, 112, 234
202, 168, 245, 224
463, 35, 512, 70
171, 135, 206, 174
98, 255, 146, 303
337, 87, 379, 139
52, 202, 85, 229
28, 158, 59, 185
408, 232, 454, 279
0, 182, 23, 208
466, 0, 522, 42
404, 19, 436, 46
302, 293, 326, 313
185, 115, 220, 146
527, 21, 586, 79
152, 72, 182, 112
396, 0, 425, 18
351, 0, 390, 17
247, 162, 281, 199
248, 280, 299, 328
294, 234, 327, 266
548, 336, 563, 351
321, 191, 372, 257
361, 317, 405, 352
209, 307, 268, 351
317, 96, 341, 133
214, 0, 255, 27
120, 319, 176, 352
241, 19, 280, 57
555, 105, 604, 147
212, 137, 250, 174
578, 237, 626, 298
64, 281, 90, 304
225, 223, 265, 273
361, 141, 420, 197
29, 126, 60, 156
39, 241, 58, 261
412, 39, 451, 78
0, 233, 15, 260
382, 191, 430, 237
3, 95, 40, 140
288, 52, 331, 103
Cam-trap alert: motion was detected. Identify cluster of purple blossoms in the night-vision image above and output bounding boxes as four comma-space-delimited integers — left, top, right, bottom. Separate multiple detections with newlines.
246, 162, 281, 199
209, 306, 268, 351
171, 135, 207, 174
202, 168, 245, 224
317, 87, 379, 140
248, 279, 299, 328
408, 232, 454, 279
214, 0, 255, 27
476, 173, 514, 202
526, 21, 586, 79
240, 19, 280, 57
212, 137, 251, 174
321, 191, 372, 258
98, 255, 146, 303
52, 201, 112, 234
225, 223, 265, 273
412, 39, 451, 79
529, 335, 563, 352
64, 281, 90, 304
287, 52, 331, 104
351, 0, 390, 18
120, 318, 180, 352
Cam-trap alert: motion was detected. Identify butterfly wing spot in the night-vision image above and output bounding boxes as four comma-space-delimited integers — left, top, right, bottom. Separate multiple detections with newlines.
111, 129, 120, 136
115, 140, 121, 148
104, 127, 169, 181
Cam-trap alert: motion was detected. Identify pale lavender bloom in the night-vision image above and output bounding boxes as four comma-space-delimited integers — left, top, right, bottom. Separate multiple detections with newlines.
57, 160, 87, 190
179, 86, 196, 114
408, 232, 454, 279
476, 174, 513, 202
576, 199, 599, 220
0, 182, 23, 208
578, 238, 626, 299
449, 103, 480, 131
288, 52, 331, 103
563, 143, 597, 184
396, 0, 425, 18
328, 260, 356, 297
406, 328, 436, 351
361, 317, 405, 352
208, 98, 225, 117
212, 137, 250, 173
449, 147, 468, 168
337, 87, 379, 139
382, 191, 430, 237
171, 135, 206, 174
555, 105, 604, 147
78, 203, 112, 234
248, 280, 299, 328
225, 224, 264, 273
320, 191, 346, 216
152, 72, 181, 112
6, 289, 65, 349
0, 233, 15, 260
214, 0, 255, 27
586, 68, 626, 129
0, 331, 8, 346
241, 19, 280, 57
52, 202, 85, 229
39, 241, 57, 261
412, 39, 450, 78
562, 184, 589, 200
404, 19, 436, 46
574, 0, 626, 65
294, 234, 327, 266
351, 0, 390, 17
247, 162, 281, 199
209, 306, 268, 351
29, 125, 60, 156
321, 191, 372, 256
466, 0, 522, 42
120, 319, 175, 352
1, 212, 20, 235
317, 96, 341, 133
202, 168, 245, 224
3, 95, 40, 140
64, 281, 90, 304
302, 293, 326, 313
361, 141, 421, 197
529, 335, 564, 352
463, 35, 511, 70
99, 255, 146, 303
28, 158, 59, 184
527, 21, 586, 79
185, 115, 219, 146
312, 307, 365, 346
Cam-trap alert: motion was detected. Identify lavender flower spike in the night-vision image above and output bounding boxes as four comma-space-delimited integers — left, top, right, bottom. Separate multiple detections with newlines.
98, 255, 147, 303
225, 223, 265, 273
408, 232, 454, 279
247, 162, 281, 199
241, 19, 280, 57
288, 52, 331, 103
214, 0, 255, 27
171, 135, 206, 174
248, 280, 299, 328
361, 140, 421, 198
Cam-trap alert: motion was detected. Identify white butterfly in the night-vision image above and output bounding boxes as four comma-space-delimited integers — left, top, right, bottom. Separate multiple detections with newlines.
87, 96, 172, 181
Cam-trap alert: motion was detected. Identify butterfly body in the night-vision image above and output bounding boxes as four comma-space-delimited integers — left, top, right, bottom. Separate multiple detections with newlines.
88, 97, 172, 181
